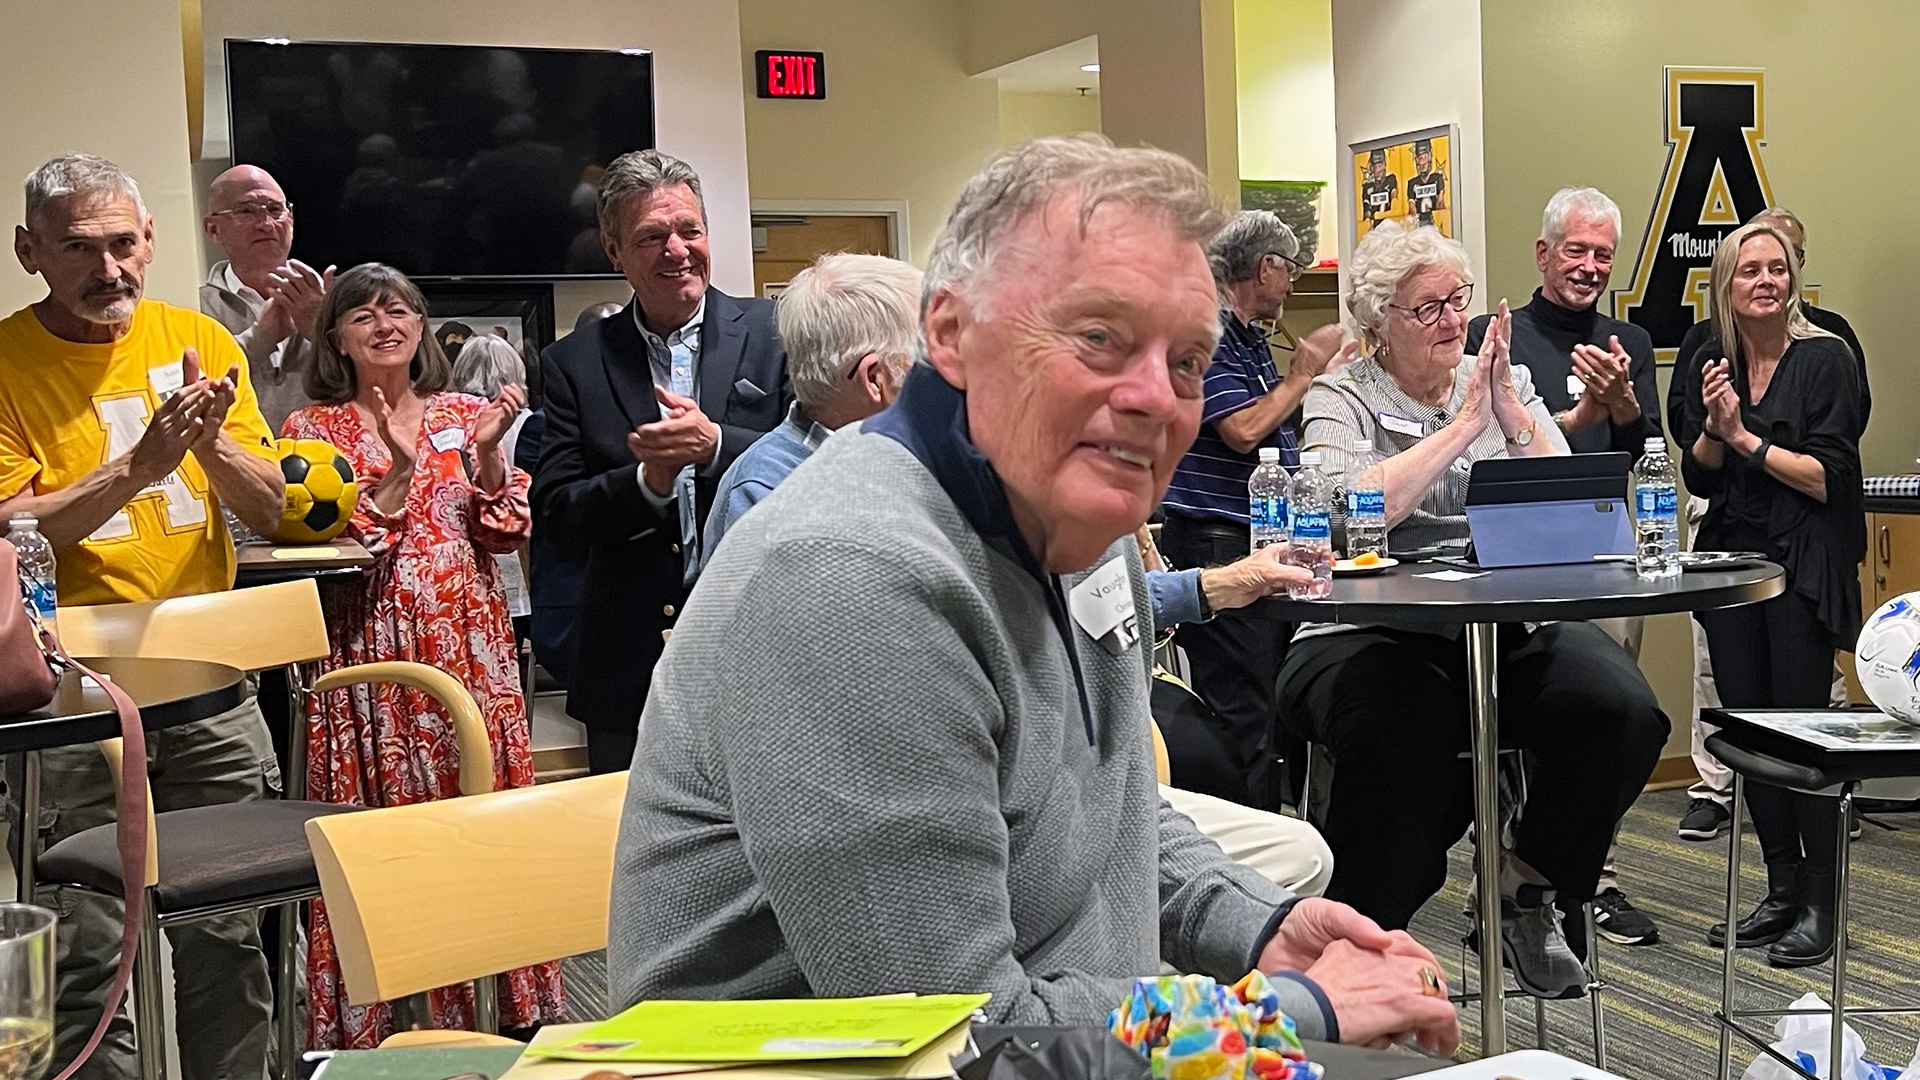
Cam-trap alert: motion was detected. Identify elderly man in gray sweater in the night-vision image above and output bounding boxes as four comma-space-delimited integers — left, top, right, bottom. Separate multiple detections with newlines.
609, 136, 1460, 1055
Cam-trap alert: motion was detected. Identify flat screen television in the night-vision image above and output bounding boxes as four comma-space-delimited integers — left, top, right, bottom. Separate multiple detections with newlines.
225, 39, 655, 279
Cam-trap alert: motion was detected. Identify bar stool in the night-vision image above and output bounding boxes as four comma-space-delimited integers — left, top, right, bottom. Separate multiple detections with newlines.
1704, 707, 1920, 1080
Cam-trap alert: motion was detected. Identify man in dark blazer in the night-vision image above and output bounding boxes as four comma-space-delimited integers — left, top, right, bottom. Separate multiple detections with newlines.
535, 150, 789, 773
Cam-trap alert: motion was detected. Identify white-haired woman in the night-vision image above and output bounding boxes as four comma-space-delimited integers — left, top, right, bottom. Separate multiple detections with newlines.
1274, 221, 1669, 999
455, 333, 535, 630
1685, 222, 1864, 968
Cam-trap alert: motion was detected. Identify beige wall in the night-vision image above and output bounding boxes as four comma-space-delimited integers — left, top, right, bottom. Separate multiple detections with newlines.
1330, 0, 1485, 313
740, 0, 1002, 266
1234, 0, 1337, 263
199, 0, 754, 328
998, 91, 1102, 147
1480, 0, 1916, 477
1, 0, 202, 315
1098, 0, 1241, 206
961, 0, 1093, 75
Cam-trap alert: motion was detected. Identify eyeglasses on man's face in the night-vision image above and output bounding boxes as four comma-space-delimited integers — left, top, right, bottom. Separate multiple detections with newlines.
1267, 250, 1310, 282
211, 201, 293, 226
1389, 282, 1474, 326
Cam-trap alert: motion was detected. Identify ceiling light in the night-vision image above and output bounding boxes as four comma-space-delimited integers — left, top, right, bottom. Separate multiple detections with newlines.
1081, 63, 1100, 72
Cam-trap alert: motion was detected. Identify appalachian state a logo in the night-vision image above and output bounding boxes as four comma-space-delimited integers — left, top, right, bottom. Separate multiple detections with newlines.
1614, 68, 1776, 362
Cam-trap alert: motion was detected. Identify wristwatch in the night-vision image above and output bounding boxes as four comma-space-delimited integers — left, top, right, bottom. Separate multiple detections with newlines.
1508, 420, 1538, 447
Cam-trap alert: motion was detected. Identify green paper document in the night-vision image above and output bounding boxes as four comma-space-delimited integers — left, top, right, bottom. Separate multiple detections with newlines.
527, 994, 990, 1064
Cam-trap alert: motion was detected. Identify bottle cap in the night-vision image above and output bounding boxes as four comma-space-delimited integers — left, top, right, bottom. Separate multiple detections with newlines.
7, 512, 36, 531
1645, 436, 1666, 453
1257, 447, 1280, 463
1300, 450, 1322, 467
1352, 438, 1373, 453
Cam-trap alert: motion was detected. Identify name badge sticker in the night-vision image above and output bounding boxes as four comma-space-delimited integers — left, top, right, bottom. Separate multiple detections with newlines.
1377, 412, 1425, 439
1069, 556, 1138, 656
148, 360, 185, 401
1567, 373, 1586, 399
428, 427, 466, 454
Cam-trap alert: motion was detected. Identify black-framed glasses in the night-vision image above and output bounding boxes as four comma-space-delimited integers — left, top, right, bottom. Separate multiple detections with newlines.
1388, 282, 1473, 326
1267, 250, 1311, 282
210, 201, 292, 225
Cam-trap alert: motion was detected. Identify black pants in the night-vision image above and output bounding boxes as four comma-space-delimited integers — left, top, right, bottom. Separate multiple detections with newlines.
1159, 513, 1295, 808
1698, 584, 1839, 868
586, 726, 640, 776
1276, 622, 1670, 930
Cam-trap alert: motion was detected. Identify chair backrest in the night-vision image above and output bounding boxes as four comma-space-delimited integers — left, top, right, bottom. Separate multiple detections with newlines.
56, 579, 329, 671
305, 772, 627, 1006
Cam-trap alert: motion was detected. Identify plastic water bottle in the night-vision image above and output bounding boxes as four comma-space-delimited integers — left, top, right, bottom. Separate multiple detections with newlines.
1344, 438, 1387, 559
7, 513, 56, 633
1633, 436, 1681, 579
1286, 451, 1335, 598
1248, 446, 1290, 553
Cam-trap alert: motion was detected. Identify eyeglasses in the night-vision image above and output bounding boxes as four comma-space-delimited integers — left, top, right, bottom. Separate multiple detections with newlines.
1388, 282, 1474, 326
210, 201, 292, 225
1267, 250, 1311, 282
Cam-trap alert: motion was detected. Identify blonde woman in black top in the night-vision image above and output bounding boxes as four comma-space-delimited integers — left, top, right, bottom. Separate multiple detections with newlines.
1681, 221, 1865, 967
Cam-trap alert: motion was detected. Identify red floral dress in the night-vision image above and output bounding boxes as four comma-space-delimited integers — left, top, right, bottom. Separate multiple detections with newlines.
283, 391, 565, 1048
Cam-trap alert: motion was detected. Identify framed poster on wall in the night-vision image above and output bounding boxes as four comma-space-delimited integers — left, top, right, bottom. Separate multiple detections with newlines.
1350, 125, 1458, 246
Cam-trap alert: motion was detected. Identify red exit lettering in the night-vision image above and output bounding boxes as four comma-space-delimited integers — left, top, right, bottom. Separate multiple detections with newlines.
756, 50, 824, 99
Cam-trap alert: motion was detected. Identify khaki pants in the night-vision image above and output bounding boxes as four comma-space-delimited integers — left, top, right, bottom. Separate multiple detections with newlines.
12, 699, 278, 1080
1160, 784, 1335, 897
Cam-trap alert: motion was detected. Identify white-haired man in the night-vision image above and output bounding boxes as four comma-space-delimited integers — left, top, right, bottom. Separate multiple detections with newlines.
1163, 210, 1354, 810
610, 137, 1459, 1052
1463, 187, 1664, 951
2, 154, 284, 1079
200, 164, 334, 431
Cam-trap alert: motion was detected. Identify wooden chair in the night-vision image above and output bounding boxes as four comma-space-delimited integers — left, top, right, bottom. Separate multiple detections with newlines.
305, 771, 627, 1043
40, 581, 493, 1080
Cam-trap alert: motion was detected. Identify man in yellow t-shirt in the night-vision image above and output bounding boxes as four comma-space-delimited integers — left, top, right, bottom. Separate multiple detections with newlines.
2, 155, 285, 1080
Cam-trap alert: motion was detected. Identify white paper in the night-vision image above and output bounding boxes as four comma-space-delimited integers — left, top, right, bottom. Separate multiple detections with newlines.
427, 427, 466, 453
1416, 569, 1489, 582
1377, 411, 1425, 438
1068, 555, 1137, 654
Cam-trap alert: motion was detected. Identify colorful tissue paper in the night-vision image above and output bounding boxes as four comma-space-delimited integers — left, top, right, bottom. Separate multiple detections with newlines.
1107, 972, 1324, 1080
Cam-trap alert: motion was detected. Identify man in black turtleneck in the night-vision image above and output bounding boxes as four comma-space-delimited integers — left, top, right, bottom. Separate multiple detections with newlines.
1466, 186, 1665, 954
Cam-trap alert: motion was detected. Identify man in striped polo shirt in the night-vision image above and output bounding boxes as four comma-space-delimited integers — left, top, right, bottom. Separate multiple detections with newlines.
1161, 211, 1356, 808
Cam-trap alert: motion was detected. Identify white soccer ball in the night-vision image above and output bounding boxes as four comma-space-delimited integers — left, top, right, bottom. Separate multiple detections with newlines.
1857, 592, 1920, 724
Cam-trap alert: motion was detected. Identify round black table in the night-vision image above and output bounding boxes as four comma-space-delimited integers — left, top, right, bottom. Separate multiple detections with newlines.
2, 656, 245, 903
1258, 559, 1784, 1056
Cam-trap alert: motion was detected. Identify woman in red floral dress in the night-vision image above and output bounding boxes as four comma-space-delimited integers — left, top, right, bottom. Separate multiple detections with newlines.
284, 263, 564, 1047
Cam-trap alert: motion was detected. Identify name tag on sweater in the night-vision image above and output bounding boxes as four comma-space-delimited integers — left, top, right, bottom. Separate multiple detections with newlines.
1378, 411, 1425, 438
1069, 556, 1138, 656
428, 427, 466, 454
1567, 374, 1586, 399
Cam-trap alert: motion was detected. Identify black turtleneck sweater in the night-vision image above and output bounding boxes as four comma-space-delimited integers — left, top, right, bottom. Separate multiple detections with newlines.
1466, 288, 1661, 459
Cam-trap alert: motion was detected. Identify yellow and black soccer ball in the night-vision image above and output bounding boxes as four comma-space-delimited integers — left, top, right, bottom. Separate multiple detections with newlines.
271, 438, 358, 544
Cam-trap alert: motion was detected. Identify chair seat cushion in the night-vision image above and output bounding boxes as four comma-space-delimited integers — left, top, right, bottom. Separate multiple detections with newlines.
39, 800, 361, 914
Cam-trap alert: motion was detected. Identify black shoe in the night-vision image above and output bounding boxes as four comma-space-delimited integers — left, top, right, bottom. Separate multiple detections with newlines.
1708, 861, 1801, 948
1591, 888, 1659, 945
1769, 868, 1836, 968
1679, 798, 1732, 841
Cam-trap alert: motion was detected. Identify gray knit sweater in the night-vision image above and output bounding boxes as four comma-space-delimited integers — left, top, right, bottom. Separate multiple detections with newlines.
608, 420, 1323, 1031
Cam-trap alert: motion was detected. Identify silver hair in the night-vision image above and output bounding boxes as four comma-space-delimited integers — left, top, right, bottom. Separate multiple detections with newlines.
1539, 186, 1622, 247
23, 153, 146, 229
451, 334, 526, 399
923, 134, 1226, 316
1345, 219, 1475, 348
1208, 210, 1299, 287
778, 253, 924, 412
597, 149, 705, 236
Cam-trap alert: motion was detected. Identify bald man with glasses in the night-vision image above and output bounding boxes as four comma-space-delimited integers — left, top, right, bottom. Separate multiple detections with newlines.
200, 164, 335, 431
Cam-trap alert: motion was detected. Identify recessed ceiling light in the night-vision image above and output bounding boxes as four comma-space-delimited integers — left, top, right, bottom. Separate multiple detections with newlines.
1081, 63, 1100, 72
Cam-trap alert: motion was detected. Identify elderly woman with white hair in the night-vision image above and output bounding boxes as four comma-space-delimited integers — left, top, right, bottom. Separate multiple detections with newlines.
1274, 221, 1669, 999
455, 333, 535, 627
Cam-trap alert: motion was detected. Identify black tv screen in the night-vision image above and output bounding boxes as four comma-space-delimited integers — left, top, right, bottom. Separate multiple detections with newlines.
225, 39, 654, 278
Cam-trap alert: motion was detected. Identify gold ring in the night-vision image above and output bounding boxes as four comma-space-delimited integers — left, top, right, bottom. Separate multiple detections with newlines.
1420, 967, 1443, 997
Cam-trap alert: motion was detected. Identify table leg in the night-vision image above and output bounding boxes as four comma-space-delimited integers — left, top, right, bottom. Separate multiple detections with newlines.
285, 664, 307, 802
13, 752, 39, 905
1832, 785, 1853, 1080
1718, 772, 1745, 1080
1466, 621, 1504, 1057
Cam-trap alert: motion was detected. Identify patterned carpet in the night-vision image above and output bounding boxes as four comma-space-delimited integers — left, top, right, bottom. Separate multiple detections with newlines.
1406, 788, 1920, 1076
562, 789, 1920, 1077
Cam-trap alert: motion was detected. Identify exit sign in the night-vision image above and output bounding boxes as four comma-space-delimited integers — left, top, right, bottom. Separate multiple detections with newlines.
755, 50, 825, 99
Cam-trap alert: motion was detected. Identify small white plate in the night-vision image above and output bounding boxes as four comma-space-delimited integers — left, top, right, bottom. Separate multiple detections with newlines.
1332, 557, 1398, 575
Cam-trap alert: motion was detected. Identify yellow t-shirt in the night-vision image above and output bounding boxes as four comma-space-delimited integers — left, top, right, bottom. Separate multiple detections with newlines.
0, 299, 277, 606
